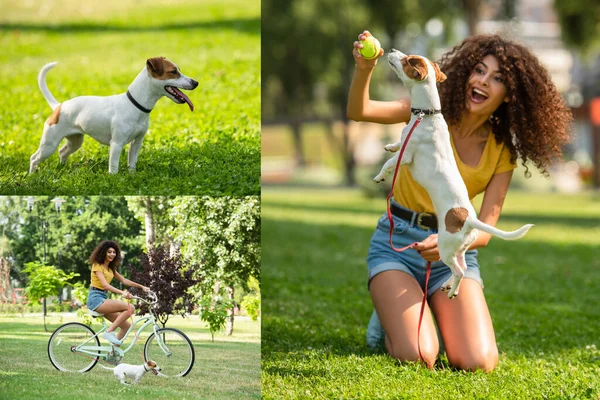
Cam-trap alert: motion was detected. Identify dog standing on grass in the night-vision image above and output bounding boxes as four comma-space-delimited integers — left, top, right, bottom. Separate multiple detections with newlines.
374, 49, 533, 298
106, 360, 161, 385
30, 57, 198, 174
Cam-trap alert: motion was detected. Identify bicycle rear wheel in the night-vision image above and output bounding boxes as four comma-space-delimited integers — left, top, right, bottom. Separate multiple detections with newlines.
144, 328, 194, 377
48, 322, 100, 372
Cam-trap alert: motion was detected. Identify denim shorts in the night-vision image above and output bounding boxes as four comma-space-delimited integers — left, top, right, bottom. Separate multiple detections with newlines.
367, 203, 483, 297
87, 288, 108, 311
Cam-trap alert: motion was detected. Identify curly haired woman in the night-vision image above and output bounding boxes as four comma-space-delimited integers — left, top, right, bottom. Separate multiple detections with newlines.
86, 240, 149, 345
347, 32, 572, 371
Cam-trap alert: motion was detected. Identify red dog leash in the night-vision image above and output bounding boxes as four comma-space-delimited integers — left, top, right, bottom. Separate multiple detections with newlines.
385, 112, 433, 366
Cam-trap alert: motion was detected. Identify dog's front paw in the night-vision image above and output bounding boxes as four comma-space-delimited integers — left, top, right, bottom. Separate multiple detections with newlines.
373, 175, 385, 183
384, 144, 399, 153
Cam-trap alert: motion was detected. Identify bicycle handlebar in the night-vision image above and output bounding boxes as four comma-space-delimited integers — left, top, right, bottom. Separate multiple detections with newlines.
131, 290, 158, 305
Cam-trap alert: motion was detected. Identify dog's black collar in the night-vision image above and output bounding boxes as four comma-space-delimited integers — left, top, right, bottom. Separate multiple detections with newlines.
126, 91, 152, 113
143, 364, 149, 372
411, 108, 442, 116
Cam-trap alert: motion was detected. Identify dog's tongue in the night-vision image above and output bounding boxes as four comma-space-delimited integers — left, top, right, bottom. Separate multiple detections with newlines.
172, 87, 194, 111
152, 369, 158, 375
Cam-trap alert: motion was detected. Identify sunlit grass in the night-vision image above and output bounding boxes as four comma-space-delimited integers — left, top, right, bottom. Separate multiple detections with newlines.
261, 188, 600, 399
0, 313, 260, 399
0, 0, 260, 195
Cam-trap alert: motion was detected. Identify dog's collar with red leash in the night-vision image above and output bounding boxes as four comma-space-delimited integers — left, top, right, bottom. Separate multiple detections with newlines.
411, 108, 441, 116
385, 111, 434, 366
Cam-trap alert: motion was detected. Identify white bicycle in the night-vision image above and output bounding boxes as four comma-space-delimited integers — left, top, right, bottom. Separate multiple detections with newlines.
48, 291, 194, 377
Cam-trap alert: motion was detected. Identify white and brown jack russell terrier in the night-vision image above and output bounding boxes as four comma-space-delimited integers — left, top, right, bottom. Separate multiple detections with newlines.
30, 57, 198, 174
105, 360, 161, 385
374, 49, 533, 298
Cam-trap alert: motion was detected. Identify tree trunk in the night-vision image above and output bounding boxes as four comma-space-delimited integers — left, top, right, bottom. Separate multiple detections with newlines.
143, 197, 155, 251
226, 284, 234, 336
43, 297, 47, 332
324, 119, 356, 186
290, 119, 306, 167
462, 0, 482, 35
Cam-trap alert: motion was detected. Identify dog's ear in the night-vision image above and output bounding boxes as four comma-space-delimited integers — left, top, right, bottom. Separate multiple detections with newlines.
432, 62, 447, 83
405, 56, 428, 81
146, 57, 166, 77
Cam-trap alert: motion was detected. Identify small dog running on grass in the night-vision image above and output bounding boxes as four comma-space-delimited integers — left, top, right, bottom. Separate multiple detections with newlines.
375, 49, 533, 298
107, 360, 161, 385
30, 57, 198, 174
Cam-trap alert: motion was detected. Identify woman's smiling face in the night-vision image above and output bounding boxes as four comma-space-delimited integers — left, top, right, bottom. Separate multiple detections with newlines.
466, 54, 509, 117
106, 247, 117, 262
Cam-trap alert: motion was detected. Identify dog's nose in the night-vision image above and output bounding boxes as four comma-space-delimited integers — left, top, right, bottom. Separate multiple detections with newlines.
390, 48, 407, 58
190, 79, 199, 89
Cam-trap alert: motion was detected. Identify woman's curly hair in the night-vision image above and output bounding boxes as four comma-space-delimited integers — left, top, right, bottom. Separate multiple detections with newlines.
437, 34, 572, 176
89, 240, 122, 272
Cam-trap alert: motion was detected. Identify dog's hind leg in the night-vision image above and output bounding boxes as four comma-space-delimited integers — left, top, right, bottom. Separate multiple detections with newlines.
30, 125, 64, 173
58, 134, 84, 164
446, 254, 466, 299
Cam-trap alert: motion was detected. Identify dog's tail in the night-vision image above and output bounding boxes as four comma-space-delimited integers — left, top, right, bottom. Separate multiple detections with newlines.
469, 218, 534, 240
38, 62, 60, 110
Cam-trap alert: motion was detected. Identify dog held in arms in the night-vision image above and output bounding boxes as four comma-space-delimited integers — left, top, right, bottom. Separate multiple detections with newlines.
106, 360, 161, 385
30, 57, 198, 174
374, 49, 533, 299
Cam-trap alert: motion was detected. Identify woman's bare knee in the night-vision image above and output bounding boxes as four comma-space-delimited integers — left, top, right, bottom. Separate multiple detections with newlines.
448, 348, 498, 372
387, 338, 438, 369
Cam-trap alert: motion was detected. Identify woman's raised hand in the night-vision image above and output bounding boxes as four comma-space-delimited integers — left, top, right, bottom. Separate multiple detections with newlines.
353, 30, 384, 70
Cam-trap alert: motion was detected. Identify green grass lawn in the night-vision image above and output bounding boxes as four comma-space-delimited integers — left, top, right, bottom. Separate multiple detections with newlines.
0, 0, 260, 195
261, 187, 600, 399
0, 313, 260, 399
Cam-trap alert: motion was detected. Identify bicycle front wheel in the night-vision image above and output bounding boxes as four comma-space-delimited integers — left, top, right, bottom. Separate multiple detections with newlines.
48, 322, 100, 372
144, 328, 195, 377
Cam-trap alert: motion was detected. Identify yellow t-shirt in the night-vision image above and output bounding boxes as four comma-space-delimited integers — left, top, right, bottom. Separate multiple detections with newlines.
90, 263, 114, 290
393, 131, 516, 214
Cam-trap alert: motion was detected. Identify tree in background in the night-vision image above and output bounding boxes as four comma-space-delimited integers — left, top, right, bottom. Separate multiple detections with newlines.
0, 197, 143, 287
127, 246, 197, 329
22, 262, 78, 331
240, 276, 261, 321
554, 0, 600, 57
169, 196, 260, 336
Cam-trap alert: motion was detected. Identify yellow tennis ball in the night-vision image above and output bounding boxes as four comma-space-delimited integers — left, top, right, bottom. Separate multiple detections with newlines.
359, 36, 381, 60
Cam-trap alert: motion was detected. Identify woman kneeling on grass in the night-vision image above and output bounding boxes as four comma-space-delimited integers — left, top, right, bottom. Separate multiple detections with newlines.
347, 32, 572, 371
86, 240, 149, 345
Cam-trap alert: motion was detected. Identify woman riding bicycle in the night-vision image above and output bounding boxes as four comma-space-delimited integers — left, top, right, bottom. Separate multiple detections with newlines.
86, 240, 149, 345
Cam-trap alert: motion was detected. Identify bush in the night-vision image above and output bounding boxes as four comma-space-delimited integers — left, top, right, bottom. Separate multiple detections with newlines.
241, 293, 260, 321
0, 303, 26, 315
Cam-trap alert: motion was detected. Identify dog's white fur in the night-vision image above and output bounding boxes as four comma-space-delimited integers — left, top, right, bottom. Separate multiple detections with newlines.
375, 49, 533, 298
30, 57, 198, 174
107, 360, 161, 385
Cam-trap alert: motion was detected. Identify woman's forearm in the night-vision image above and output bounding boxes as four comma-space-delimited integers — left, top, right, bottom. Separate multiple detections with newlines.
347, 66, 375, 121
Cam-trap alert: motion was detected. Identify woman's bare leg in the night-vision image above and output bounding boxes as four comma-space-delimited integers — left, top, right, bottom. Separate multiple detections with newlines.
95, 299, 135, 338
104, 312, 132, 341
370, 270, 439, 368
429, 279, 498, 372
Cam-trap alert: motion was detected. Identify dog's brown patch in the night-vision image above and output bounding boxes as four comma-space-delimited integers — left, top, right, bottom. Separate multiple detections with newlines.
146, 57, 180, 80
445, 207, 469, 233
45, 104, 62, 126
402, 56, 428, 81
432, 62, 447, 83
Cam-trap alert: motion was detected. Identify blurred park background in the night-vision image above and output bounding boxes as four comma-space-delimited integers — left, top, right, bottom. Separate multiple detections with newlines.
262, 0, 600, 193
